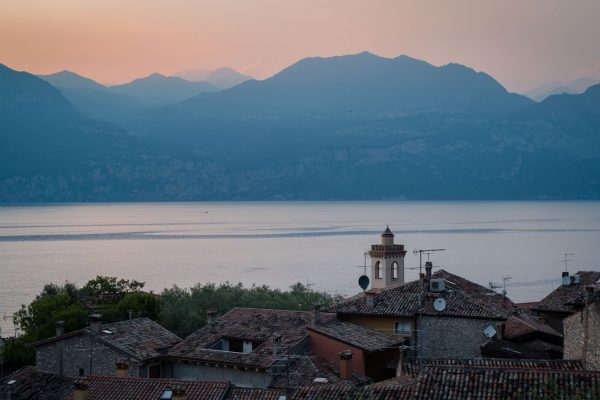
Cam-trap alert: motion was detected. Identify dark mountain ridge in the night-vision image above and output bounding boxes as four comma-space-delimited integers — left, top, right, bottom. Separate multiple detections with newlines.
109, 73, 219, 106
147, 52, 531, 123
2, 55, 599, 201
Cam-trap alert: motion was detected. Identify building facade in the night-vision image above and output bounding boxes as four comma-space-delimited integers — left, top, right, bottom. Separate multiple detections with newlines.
563, 287, 600, 370
32, 317, 181, 378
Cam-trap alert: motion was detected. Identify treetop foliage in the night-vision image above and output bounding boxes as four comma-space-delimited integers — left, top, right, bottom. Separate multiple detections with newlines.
2, 276, 338, 372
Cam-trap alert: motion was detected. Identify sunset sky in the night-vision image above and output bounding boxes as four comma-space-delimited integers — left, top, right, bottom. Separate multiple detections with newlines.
1, 0, 599, 92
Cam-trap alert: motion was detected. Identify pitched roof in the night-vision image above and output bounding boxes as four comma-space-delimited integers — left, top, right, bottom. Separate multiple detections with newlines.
325, 271, 504, 320
398, 358, 585, 377
415, 358, 583, 371
289, 385, 414, 400
504, 308, 562, 341
533, 271, 600, 314
63, 377, 229, 400
168, 308, 327, 368
226, 387, 285, 400
1, 367, 229, 400
31, 318, 181, 362
481, 339, 560, 359
5, 361, 599, 400
269, 354, 370, 390
407, 365, 600, 400
307, 317, 401, 352
0, 366, 72, 400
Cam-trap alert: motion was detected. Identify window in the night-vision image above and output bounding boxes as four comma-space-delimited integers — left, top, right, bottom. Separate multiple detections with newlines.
160, 388, 173, 400
394, 321, 411, 336
228, 339, 244, 353
149, 364, 161, 378
78, 368, 85, 377
375, 261, 382, 279
208, 337, 258, 353
392, 262, 398, 280
243, 340, 253, 353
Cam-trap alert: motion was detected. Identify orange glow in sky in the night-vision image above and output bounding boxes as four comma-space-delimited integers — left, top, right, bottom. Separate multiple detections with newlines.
1, 0, 600, 91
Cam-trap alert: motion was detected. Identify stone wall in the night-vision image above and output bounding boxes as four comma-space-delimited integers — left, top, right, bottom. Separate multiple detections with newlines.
35, 334, 138, 377
417, 316, 492, 359
564, 301, 600, 370
171, 362, 272, 388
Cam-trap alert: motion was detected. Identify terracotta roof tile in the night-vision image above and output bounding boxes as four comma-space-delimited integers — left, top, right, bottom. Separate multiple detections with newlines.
307, 317, 401, 352
409, 366, 600, 400
168, 308, 330, 368
504, 309, 562, 341
325, 271, 504, 320
269, 354, 369, 390
533, 271, 600, 314
0, 366, 72, 400
0, 367, 229, 400
62, 376, 229, 400
227, 387, 284, 400
30, 318, 181, 362
98, 318, 182, 361
290, 385, 414, 400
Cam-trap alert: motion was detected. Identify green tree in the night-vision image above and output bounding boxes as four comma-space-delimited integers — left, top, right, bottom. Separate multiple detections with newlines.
7, 282, 88, 371
2, 276, 153, 371
159, 281, 340, 337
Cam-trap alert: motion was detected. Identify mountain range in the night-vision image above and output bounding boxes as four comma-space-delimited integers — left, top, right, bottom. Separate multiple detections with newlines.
38, 71, 224, 125
175, 67, 253, 88
524, 77, 599, 102
2, 53, 600, 201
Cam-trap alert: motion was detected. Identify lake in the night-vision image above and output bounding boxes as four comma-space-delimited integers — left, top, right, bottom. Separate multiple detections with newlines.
1, 201, 600, 337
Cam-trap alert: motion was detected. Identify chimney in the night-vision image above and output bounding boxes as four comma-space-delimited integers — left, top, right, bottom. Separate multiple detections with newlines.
115, 359, 129, 378
89, 314, 102, 335
206, 309, 217, 324
56, 321, 65, 376
56, 320, 65, 337
172, 385, 187, 400
585, 286, 595, 304
425, 262, 433, 281
395, 346, 408, 379
338, 350, 353, 380
272, 333, 282, 358
365, 290, 376, 308
313, 304, 322, 324
73, 379, 89, 400
562, 271, 570, 285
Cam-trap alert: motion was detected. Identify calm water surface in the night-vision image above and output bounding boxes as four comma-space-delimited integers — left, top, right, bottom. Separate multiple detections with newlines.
1, 201, 600, 337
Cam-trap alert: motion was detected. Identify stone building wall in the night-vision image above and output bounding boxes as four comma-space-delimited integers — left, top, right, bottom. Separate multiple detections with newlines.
563, 312, 585, 361
35, 334, 138, 377
417, 316, 492, 359
564, 301, 600, 370
171, 362, 272, 388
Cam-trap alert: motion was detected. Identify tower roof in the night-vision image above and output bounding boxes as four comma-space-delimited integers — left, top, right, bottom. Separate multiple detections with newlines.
381, 225, 394, 237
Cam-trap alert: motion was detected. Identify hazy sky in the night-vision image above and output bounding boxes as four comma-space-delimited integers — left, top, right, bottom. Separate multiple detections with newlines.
2, 0, 599, 92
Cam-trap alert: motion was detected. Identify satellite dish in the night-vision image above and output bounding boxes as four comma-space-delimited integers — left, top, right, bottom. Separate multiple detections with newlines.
483, 325, 497, 338
358, 275, 370, 291
433, 298, 446, 312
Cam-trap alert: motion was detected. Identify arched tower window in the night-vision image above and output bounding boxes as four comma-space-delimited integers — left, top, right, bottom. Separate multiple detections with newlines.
392, 262, 398, 280
375, 261, 382, 279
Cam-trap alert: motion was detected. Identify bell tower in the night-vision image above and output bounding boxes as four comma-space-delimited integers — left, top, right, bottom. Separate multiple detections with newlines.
369, 226, 407, 289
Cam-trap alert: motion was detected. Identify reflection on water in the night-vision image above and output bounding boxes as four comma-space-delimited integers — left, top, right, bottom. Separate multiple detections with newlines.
1, 201, 600, 337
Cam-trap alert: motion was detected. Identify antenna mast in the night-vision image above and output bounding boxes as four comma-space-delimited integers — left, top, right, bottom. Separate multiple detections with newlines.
562, 253, 574, 272
413, 249, 446, 274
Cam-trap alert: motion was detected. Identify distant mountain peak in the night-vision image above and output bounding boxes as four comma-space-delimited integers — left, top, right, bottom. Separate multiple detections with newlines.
175, 67, 252, 89
138, 72, 169, 82
38, 70, 106, 90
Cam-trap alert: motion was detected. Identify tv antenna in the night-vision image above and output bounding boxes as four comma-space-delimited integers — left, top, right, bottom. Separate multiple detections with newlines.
413, 249, 445, 274
489, 275, 513, 298
562, 253, 574, 272
355, 251, 370, 291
